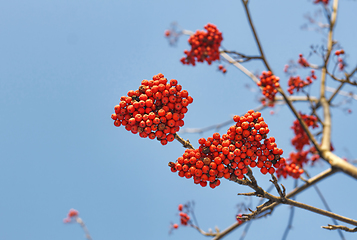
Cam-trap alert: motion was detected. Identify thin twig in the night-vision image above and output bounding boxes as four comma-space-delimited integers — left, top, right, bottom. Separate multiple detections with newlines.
236, 170, 357, 227
281, 205, 295, 240
191, 224, 217, 236
327, 82, 345, 105
220, 52, 260, 84
221, 50, 262, 61
173, 133, 194, 149
76, 217, 93, 240
281, 180, 298, 240
239, 220, 253, 240
270, 174, 286, 199
347, 65, 357, 78
304, 171, 345, 239
326, 86, 357, 100
241, 176, 357, 227
212, 168, 336, 240
322, 224, 357, 232
242, 0, 272, 72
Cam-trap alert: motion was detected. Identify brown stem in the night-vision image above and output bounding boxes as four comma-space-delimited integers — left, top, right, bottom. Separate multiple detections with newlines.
212, 168, 336, 240
240, 173, 357, 227
348, 65, 357, 78
319, 0, 338, 151
191, 224, 217, 236
173, 133, 194, 149
242, 0, 272, 72
219, 52, 260, 84
283, 198, 357, 227
76, 217, 93, 240
277, 88, 322, 155
322, 224, 357, 232
221, 50, 262, 60
327, 82, 345, 104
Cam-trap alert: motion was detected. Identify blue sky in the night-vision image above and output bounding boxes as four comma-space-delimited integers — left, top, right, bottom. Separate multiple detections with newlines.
1, 1, 357, 240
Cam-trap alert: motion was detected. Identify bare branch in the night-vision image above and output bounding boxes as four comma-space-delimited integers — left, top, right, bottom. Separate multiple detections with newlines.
327, 82, 345, 104
76, 217, 93, 240
213, 168, 336, 240
191, 224, 217, 236
322, 224, 357, 232
238, 171, 357, 228
221, 50, 262, 61
241, 0, 272, 72
270, 174, 286, 199
220, 52, 260, 84
348, 65, 357, 78
238, 192, 258, 197
318, 0, 338, 156
326, 86, 357, 100
304, 171, 345, 239
174, 133, 194, 149
281, 206, 295, 240
282, 196, 357, 227
239, 200, 274, 221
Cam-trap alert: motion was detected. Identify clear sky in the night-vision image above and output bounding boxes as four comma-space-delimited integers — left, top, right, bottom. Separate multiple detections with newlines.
1, 1, 357, 240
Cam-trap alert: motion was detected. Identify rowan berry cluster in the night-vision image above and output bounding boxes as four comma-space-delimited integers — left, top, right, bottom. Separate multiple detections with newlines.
335, 51, 346, 71
291, 114, 318, 151
335, 49, 345, 56
298, 54, 309, 67
111, 73, 193, 145
180, 23, 223, 66
314, 0, 329, 4
171, 204, 191, 231
338, 58, 345, 71
276, 114, 319, 179
169, 110, 285, 188
63, 209, 79, 223
276, 151, 307, 179
218, 64, 227, 74
287, 70, 317, 94
257, 71, 280, 101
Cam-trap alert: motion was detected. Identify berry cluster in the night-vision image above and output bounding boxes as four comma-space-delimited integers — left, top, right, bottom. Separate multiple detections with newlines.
287, 70, 317, 94
335, 49, 345, 56
111, 73, 193, 145
335, 51, 346, 71
171, 204, 191, 231
257, 71, 280, 101
314, 0, 329, 4
298, 54, 309, 67
276, 152, 307, 179
169, 110, 285, 188
218, 64, 227, 74
180, 23, 223, 66
63, 209, 79, 223
277, 114, 319, 179
291, 114, 318, 151
337, 58, 345, 71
